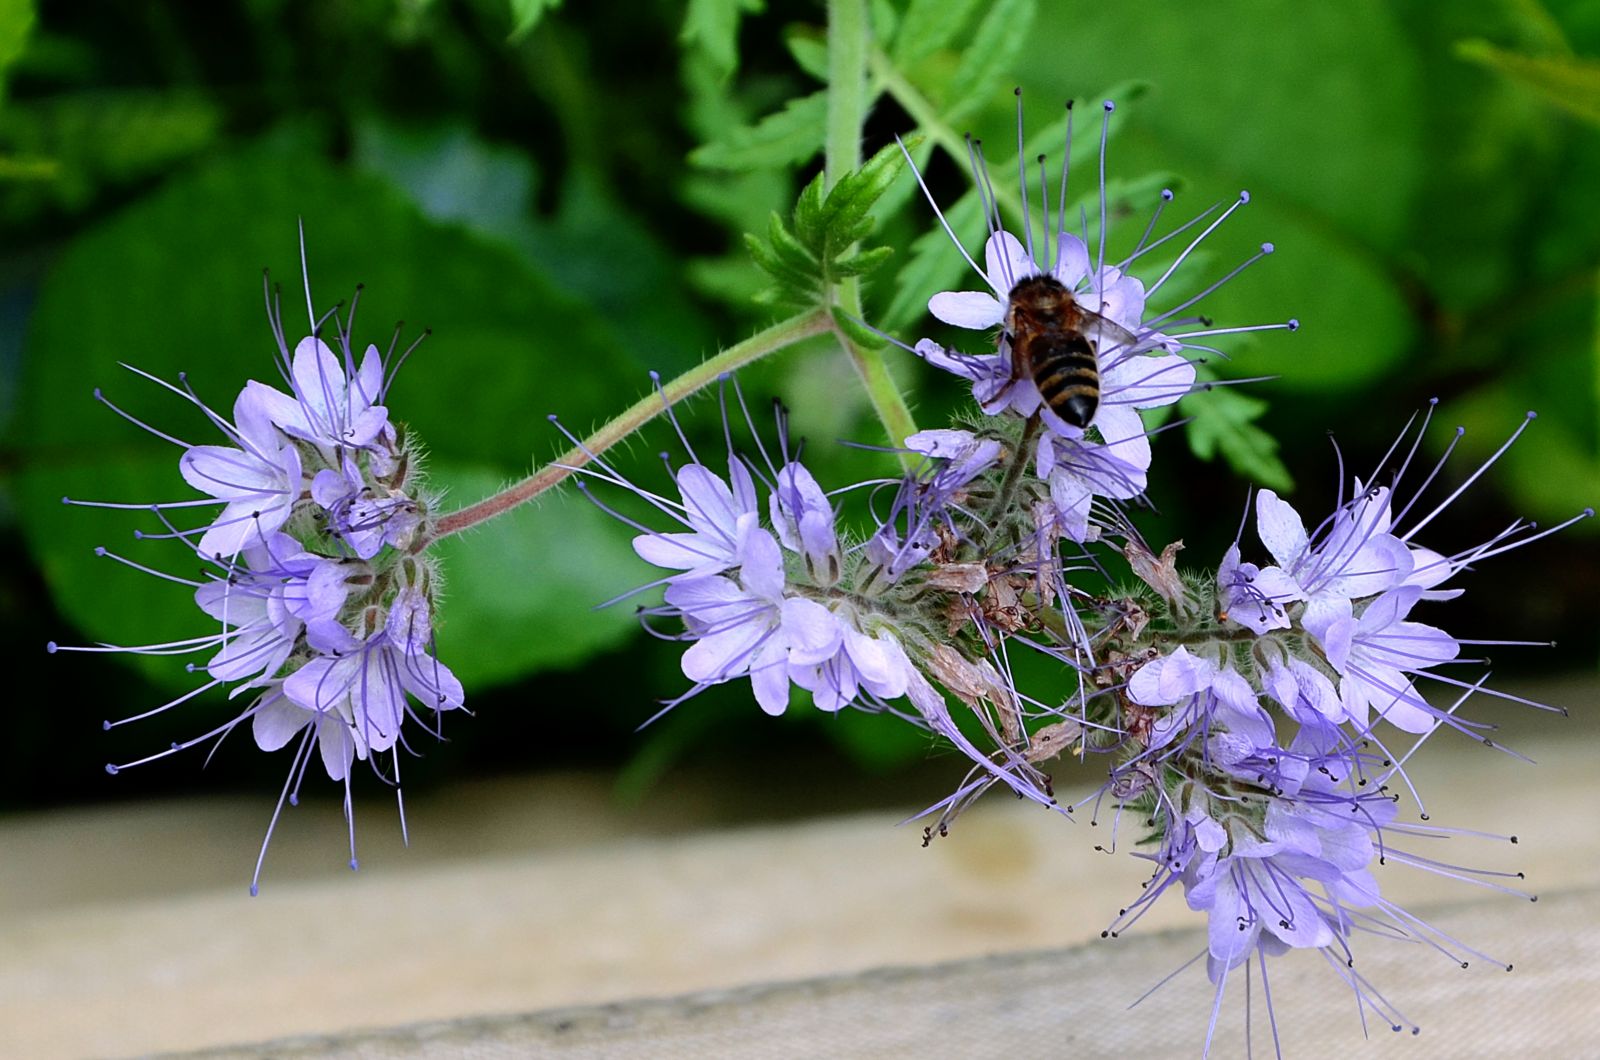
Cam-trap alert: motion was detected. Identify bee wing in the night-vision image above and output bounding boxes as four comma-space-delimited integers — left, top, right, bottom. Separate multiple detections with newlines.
1076, 308, 1140, 354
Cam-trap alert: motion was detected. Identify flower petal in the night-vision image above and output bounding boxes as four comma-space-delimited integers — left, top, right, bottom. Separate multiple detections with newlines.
316, 713, 356, 781
782, 597, 843, 666
749, 634, 792, 716
253, 696, 310, 752
1093, 405, 1151, 473
737, 529, 787, 602
983, 230, 1037, 294
681, 621, 766, 683
1256, 490, 1309, 568
929, 291, 1006, 329
1100, 351, 1196, 410
1052, 233, 1090, 287
633, 531, 727, 571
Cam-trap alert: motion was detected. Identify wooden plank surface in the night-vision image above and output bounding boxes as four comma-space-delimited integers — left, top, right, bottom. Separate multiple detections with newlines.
2, 678, 1595, 1058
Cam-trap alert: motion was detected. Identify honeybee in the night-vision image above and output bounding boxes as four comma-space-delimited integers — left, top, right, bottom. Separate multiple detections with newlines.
1004, 274, 1136, 429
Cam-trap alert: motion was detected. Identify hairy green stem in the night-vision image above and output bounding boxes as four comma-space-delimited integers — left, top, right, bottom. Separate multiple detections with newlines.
827, 0, 917, 460
426, 309, 833, 542
832, 322, 919, 459
976, 416, 1040, 551
825, 0, 868, 193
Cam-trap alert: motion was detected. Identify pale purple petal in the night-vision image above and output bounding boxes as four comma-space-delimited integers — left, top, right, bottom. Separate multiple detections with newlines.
354, 344, 384, 409
677, 464, 741, 540
1086, 270, 1147, 332
1158, 646, 1215, 700
633, 531, 726, 571
914, 338, 988, 384
929, 291, 1006, 329
1052, 233, 1090, 287
983, 230, 1037, 294
398, 652, 465, 713
1093, 405, 1150, 473
316, 713, 356, 781
749, 634, 792, 716
663, 575, 755, 627
781, 597, 842, 666
738, 529, 786, 602
253, 696, 310, 752
681, 621, 766, 683
284, 655, 341, 714
1256, 490, 1309, 568
841, 626, 895, 692
1100, 351, 1197, 411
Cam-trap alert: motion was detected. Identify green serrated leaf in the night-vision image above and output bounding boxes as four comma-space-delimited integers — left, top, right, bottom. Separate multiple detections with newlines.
768, 210, 819, 271
744, 230, 819, 303
785, 24, 828, 80
680, 0, 766, 79
1179, 387, 1292, 490
791, 168, 828, 247
689, 90, 826, 171
892, 0, 983, 67
830, 245, 894, 278
819, 139, 911, 242
507, 0, 561, 43
944, 0, 1038, 122
1456, 38, 1600, 126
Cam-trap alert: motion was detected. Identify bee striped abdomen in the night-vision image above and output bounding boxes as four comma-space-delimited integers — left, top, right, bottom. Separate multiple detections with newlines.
1031, 331, 1100, 428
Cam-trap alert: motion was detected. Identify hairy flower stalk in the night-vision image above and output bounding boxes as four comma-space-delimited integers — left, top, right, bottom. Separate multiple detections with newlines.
54, 259, 461, 894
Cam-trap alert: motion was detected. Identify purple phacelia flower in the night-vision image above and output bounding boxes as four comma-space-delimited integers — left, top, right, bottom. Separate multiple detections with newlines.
282, 586, 464, 764
896, 95, 1293, 540
194, 531, 350, 684
176, 386, 306, 559
1303, 585, 1460, 735
311, 452, 422, 559
864, 429, 1001, 581
632, 459, 761, 578
769, 460, 841, 584
1216, 542, 1298, 634
1126, 646, 1275, 755
55, 254, 452, 894
1253, 485, 1411, 618
248, 335, 391, 459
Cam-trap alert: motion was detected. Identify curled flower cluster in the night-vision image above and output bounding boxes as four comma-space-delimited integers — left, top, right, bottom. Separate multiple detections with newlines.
583, 99, 1588, 1054
55, 276, 459, 894
1089, 405, 1589, 1046
567, 384, 1058, 807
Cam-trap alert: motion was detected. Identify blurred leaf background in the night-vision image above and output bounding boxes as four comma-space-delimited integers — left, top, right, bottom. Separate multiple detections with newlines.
2, 0, 1596, 812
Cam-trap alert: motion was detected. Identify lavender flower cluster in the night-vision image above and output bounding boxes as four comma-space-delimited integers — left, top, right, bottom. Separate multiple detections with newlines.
57, 281, 460, 894
575, 104, 1589, 1050
55, 98, 1587, 1053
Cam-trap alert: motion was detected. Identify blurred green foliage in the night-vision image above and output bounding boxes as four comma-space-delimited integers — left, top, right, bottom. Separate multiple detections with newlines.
3, 0, 1597, 807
